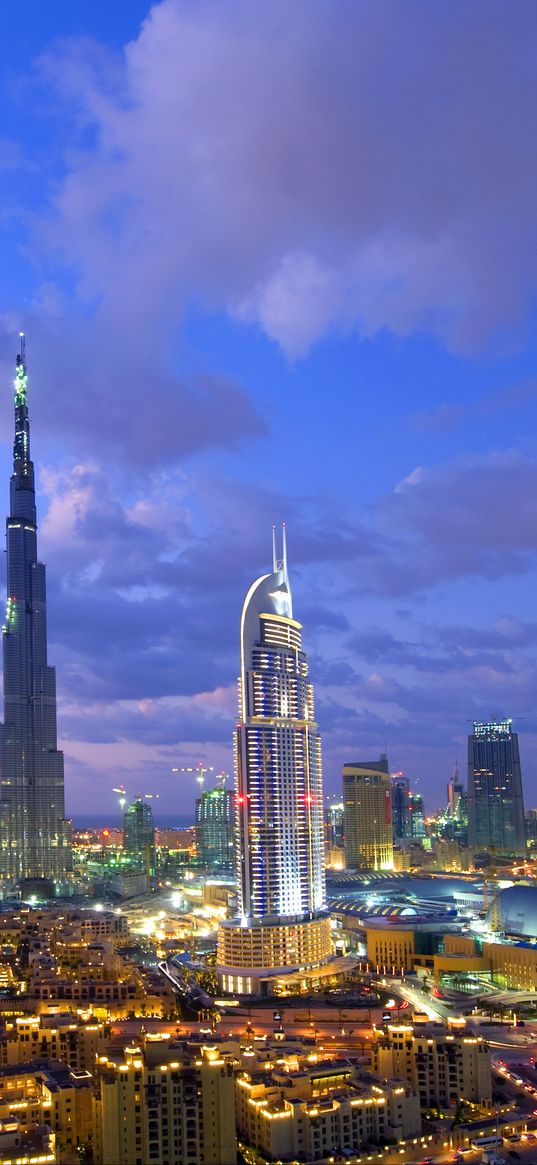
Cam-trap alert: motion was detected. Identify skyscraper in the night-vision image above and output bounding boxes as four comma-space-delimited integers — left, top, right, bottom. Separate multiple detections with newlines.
0, 338, 71, 888
343, 756, 394, 870
444, 762, 468, 844
195, 784, 235, 872
391, 774, 410, 840
468, 720, 526, 857
123, 796, 155, 875
217, 529, 334, 995
408, 790, 425, 839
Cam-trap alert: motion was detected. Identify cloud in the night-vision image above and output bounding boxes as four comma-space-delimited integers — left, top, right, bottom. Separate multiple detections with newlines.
29, 0, 537, 360
365, 450, 537, 594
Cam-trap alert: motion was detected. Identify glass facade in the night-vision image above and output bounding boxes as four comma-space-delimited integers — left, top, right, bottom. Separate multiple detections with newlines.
468, 719, 526, 856
0, 340, 71, 885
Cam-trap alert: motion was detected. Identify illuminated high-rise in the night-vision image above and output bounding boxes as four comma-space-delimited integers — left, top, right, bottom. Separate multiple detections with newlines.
0, 338, 71, 887
468, 719, 526, 857
343, 756, 394, 870
217, 529, 333, 994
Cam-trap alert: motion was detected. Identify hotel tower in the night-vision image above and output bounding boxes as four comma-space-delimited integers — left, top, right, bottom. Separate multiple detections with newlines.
217, 529, 336, 995
0, 338, 71, 888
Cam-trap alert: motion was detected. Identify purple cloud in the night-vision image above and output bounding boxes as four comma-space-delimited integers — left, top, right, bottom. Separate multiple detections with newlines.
28, 0, 537, 360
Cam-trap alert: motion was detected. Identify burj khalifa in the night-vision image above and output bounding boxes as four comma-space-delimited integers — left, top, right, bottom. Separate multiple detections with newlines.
0, 338, 71, 888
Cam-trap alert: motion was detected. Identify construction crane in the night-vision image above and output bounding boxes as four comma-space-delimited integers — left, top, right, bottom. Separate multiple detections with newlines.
172, 763, 214, 791
113, 785, 127, 816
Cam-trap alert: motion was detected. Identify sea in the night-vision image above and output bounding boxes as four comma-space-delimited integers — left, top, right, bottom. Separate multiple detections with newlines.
70, 813, 195, 830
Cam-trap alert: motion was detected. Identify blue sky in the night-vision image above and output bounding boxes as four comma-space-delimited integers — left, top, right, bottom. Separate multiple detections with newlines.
1, 0, 537, 820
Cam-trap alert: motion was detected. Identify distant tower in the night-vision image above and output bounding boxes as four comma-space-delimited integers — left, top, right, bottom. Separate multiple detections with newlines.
391, 774, 410, 840
0, 338, 71, 888
447, 762, 463, 818
343, 756, 394, 870
445, 761, 468, 844
217, 528, 335, 995
468, 720, 526, 857
123, 796, 155, 875
195, 784, 235, 872
326, 799, 345, 847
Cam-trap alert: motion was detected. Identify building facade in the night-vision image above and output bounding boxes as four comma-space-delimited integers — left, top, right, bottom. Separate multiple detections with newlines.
343, 757, 394, 870
467, 720, 526, 856
217, 530, 334, 994
0, 339, 71, 887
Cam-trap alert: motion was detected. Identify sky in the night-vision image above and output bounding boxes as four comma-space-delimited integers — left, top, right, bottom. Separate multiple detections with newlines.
1, 0, 537, 822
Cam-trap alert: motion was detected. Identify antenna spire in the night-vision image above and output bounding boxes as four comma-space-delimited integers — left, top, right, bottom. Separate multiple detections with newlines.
272, 525, 277, 572
19, 332, 25, 365
282, 522, 288, 579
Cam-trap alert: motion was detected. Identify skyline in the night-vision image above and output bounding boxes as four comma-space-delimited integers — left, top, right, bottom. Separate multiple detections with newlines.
1, 2, 537, 816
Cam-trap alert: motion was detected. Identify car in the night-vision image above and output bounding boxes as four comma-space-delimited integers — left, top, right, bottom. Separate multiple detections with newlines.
508, 1152, 521, 1160
451, 1155, 464, 1163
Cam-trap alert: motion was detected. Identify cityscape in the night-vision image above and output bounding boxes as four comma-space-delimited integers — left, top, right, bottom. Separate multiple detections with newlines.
1, 4, 537, 1165
0, 341, 535, 1165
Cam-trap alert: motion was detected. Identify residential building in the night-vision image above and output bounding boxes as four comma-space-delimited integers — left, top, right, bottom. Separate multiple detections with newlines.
94, 1040, 236, 1165
371, 1023, 492, 1108
236, 1057, 420, 1160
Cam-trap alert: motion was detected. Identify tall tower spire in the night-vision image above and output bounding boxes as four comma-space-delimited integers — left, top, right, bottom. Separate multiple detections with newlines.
0, 338, 71, 889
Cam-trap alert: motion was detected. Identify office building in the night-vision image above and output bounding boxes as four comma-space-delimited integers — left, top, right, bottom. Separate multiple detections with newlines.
372, 1023, 492, 1109
0, 338, 71, 887
217, 529, 337, 994
343, 756, 394, 870
123, 796, 155, 874
94, 1040, 236, 1165
195, 785, 235, 871
468, 720, 526, 856
391, 775, 410, 840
